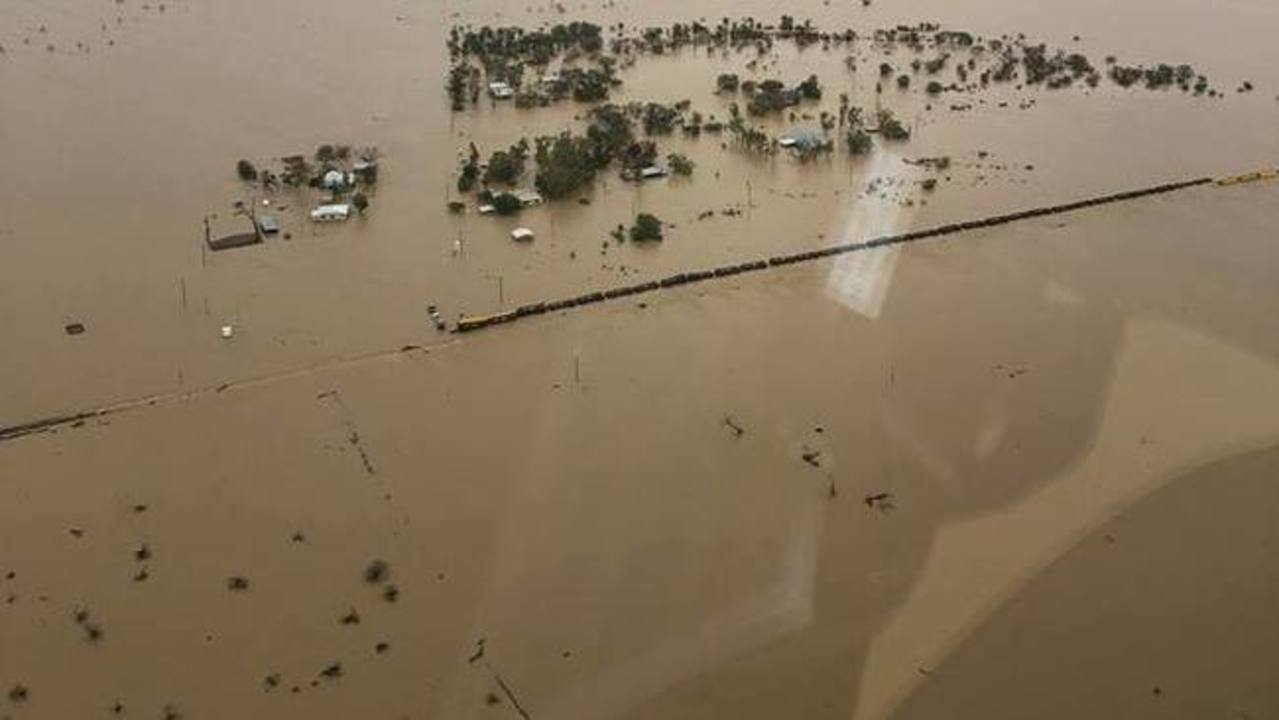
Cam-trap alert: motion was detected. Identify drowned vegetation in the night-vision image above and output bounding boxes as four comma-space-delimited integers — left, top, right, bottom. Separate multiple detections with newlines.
446, 16, 1223, 115
445, 16, 1230, 212
452, 101, 703, 216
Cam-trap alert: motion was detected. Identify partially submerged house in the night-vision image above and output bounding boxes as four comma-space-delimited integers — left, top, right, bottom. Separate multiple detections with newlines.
512, 189, 544, 207
205, 212, 261, 251
779, 128, 829, 152
352, 159, 378, 182
322, 169, 355, 190
310, 204, 351, 222
539, 73, 566, 91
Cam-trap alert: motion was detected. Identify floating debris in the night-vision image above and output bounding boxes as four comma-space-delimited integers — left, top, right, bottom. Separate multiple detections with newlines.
339, 608, 361, 625
8, 683, 29, 702
363, 559, 390, 585
263, 673, 281, 691
64, 322, 86, 336
382, 584, 400, 603
375, 641, 390, 654
226, 576, 251, 592
133, 543, 151, 562
864, 492, 895, 512
722, 416, 745, 437
319, 662, 343, 680
468, 637, 486, 664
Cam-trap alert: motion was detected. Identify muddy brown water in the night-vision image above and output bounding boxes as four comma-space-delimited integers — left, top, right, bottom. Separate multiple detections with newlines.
3, 0, 1279, 718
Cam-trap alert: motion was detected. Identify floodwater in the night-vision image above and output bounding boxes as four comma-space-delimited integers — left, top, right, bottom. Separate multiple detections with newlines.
3, 0, 1279, 718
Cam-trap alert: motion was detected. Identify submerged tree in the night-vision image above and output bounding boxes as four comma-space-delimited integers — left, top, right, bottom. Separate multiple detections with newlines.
797, 74, 822, 100
457, 143, 481, 192
236, 159, 258, 182
534, 132, 600, 199
280, 155, 313, 186
877, 108, 911, 140
630, 213, 663, 241
491, 192, 523, 215
483, 139, 530, 186
667, 153, 695, 176
847, 127, 872, 154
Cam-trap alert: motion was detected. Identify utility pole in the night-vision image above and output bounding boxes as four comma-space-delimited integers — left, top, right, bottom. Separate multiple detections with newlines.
484, 273, 504, 306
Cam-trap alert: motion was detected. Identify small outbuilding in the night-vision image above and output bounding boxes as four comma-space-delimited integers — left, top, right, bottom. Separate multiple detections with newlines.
206, 213, 261, 251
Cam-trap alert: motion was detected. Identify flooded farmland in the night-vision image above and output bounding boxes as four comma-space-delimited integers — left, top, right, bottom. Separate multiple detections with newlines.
3, 0, 1279, 718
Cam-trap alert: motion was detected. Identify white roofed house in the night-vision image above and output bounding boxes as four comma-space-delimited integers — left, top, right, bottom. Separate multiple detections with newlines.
779, 127, 828, 153
310, 204, 351, 222
322, 169, 355, 190
488, 81, 514, 99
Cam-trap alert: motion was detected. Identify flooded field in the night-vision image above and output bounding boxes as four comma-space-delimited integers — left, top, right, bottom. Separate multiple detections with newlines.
3, 0, 1279, 718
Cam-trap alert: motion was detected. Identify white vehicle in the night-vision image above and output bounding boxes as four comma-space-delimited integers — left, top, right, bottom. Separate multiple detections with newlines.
310, 204, 351, 222
511, 227, 535, 242
488, 81, 514, 99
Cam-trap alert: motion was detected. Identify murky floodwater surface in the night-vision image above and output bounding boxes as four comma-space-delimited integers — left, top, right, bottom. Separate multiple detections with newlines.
3, 0, 1279, 718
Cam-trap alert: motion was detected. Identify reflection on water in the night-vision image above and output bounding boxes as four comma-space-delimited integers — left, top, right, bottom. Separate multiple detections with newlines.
825, 151, 912, 319
861, 317, 1279, 720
